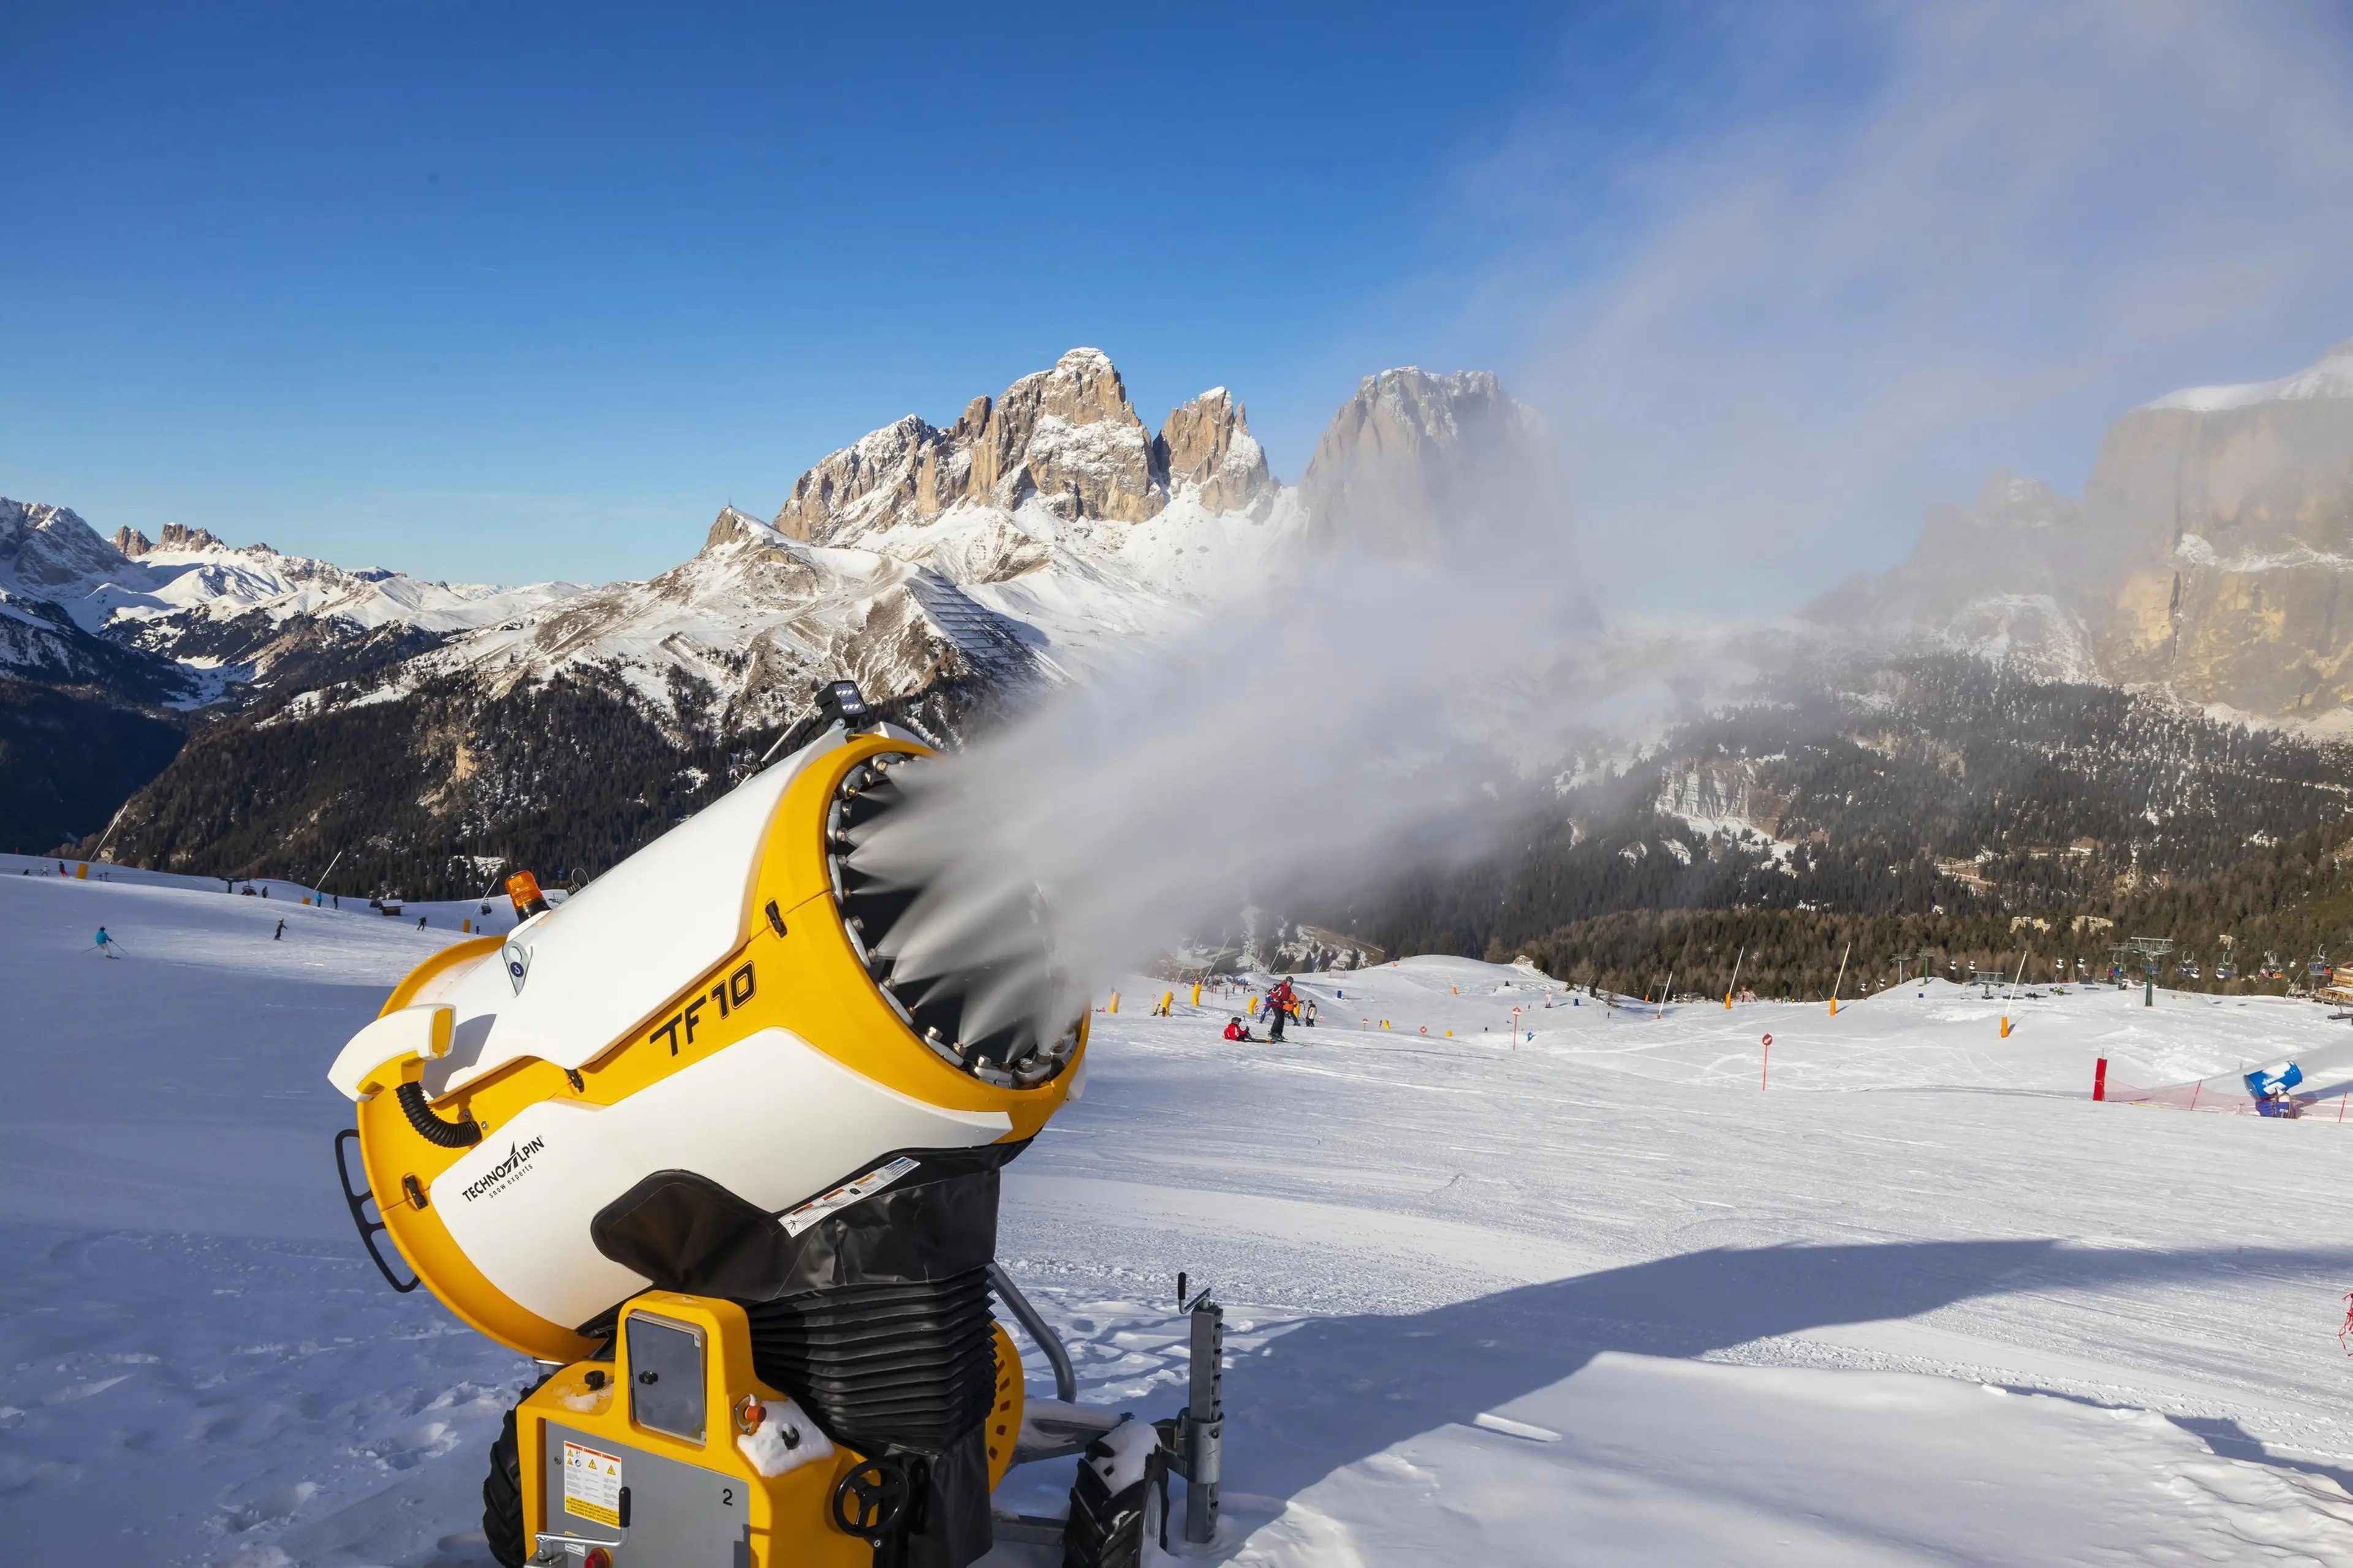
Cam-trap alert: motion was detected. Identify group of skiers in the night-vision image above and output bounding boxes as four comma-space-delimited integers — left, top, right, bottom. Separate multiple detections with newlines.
1222, 975, 1317, 1042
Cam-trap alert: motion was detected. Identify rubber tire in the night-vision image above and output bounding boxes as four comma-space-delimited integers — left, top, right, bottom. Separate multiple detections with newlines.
482, 1404, 526, 1568
1062, 1429, 1153, 1568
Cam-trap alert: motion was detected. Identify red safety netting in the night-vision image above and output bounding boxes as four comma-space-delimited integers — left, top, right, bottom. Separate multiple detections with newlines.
2104, 1076, 2351, 1120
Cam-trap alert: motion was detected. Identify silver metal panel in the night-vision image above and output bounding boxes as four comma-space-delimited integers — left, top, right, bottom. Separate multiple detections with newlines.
542, 1420, 749, 1567
627, 1313, 707, 1442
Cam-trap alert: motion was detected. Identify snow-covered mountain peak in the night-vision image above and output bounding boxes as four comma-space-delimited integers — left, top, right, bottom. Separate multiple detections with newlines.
2143, 339, 2353, 413
0, 497, 127, 599
702, 504, 781, 552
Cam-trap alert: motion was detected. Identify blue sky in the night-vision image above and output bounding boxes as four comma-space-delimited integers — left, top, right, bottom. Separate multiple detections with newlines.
6, 3, 2352, 600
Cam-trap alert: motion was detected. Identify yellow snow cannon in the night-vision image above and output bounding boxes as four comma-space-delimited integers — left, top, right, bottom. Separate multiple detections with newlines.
325, 683, 1215, 1568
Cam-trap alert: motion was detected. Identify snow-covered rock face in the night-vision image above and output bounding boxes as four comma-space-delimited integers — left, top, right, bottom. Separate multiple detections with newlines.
408, 474, 1308, 733
2085, 341, 2353, 719
388, 505, 1049, 731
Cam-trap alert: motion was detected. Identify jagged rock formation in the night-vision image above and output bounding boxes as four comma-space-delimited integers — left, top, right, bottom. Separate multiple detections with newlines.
1299, 368, 1568, 554
390, 350, 1305, 739
112, 522, 227, 558
775, 348, 1276, 544
1159, 387, 1272, 512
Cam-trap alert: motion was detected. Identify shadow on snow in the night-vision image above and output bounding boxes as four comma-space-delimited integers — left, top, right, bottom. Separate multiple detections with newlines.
1227, 1238, 2353, 1503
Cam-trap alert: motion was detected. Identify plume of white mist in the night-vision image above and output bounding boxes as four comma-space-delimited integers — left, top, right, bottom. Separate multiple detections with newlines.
844, 382, 1631, 1013
1468, 1, 2353, 612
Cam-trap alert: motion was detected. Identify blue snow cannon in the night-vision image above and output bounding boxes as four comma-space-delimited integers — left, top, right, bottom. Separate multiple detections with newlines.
2245, 1062, 2304, 1115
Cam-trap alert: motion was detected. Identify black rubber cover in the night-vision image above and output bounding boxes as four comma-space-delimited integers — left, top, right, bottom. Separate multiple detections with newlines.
588, 1142, 1025, 1303
585, 1172, 784, 1298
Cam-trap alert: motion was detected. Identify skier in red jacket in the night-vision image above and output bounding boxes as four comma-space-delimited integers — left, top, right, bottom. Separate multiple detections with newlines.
1270, 979, 1308, 1036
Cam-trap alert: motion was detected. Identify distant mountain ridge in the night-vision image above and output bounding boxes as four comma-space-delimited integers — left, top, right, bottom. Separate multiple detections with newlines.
38, 352, 1521, 884
23, 339, 2353, 950
0, 496, 576, 706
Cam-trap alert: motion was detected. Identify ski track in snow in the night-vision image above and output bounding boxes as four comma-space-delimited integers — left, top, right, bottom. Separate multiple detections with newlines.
9, 855, 2353, 1563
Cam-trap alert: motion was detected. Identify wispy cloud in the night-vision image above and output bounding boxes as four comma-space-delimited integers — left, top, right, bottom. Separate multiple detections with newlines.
1476, 1, 2353, 611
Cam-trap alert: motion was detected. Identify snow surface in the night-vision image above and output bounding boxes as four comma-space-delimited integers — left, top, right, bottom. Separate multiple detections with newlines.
10, 862, 2353, 1564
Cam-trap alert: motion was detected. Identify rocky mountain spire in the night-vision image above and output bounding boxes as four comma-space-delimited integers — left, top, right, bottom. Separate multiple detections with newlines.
967, 347, 1162, 522
1299, 368, 1565, 555
1157, 387, 1272, 513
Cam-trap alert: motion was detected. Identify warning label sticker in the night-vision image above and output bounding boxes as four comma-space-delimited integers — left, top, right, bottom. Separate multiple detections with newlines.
562, 1439, 624, 1528
781, 1156, 919, 1237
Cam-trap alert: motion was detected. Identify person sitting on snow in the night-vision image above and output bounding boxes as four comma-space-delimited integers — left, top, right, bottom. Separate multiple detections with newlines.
1222, 1016, 1253, 1042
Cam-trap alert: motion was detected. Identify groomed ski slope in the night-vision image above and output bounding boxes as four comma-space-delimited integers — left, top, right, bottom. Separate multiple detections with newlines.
7, 855, 2353, 1564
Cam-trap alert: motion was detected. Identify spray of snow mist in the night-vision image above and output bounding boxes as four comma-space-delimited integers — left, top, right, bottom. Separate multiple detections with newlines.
844, 374, 1645, 1024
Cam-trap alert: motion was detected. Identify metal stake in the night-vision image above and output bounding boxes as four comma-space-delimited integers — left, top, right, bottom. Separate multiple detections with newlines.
1184, 1297, 1224, 1545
